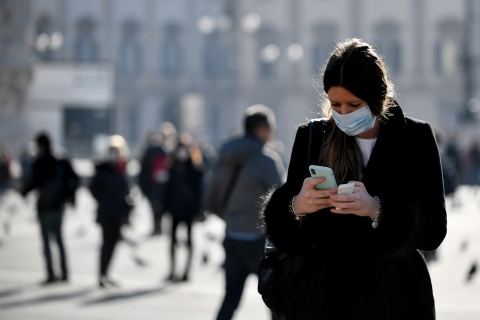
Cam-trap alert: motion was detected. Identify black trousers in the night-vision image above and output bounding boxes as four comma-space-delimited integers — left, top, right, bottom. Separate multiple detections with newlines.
146, 187, 164, 231
100, 221, 122, 276
216, 237, 279, 320
39, 210, 67, 279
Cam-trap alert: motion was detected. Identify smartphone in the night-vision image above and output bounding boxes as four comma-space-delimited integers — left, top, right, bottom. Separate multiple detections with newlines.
309, 165, 338, 190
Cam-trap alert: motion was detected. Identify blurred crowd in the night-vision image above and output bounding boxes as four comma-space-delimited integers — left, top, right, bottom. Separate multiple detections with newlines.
431, 127, 480, 200
0, 104, 287, 320
0, 122, 218, 287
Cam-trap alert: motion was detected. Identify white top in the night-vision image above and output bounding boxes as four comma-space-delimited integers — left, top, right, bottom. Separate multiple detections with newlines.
355, 137, 377, 167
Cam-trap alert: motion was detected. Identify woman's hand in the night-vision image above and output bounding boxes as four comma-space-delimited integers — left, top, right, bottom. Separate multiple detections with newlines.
293, 177, 333, 214
329, 181, 377, 218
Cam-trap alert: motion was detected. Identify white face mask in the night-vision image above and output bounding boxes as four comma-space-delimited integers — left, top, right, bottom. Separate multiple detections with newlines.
331, 105, 376, 136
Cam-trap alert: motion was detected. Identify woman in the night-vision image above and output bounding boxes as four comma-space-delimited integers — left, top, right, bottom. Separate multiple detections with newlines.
262, 39, 447, 319
163, 134, 203, 282
89, 135, 133, 288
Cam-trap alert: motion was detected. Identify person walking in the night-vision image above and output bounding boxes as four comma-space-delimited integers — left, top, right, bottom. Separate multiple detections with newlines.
21, 132, 79, 284
466, 139, 480, 195
162, 134, 203, 282
138, 122, 177, 235
0, 144, 12, 198
446, 129, 464, 183
261, 38, 446, 319
205, 104, 285, 320
89, 135, 133, 288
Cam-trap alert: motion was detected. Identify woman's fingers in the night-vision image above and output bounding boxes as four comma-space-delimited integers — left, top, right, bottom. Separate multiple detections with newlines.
331, 201, 355, 209
307, 177, 326, 189
303, 176, 325, 186
348, 181, 364, 188
330, 193, 359, 202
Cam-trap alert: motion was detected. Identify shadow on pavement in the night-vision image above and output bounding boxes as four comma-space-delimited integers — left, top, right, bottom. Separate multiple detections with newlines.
0, 283, 39, 299
0, 289, 91, 309
82, 286, 167, 305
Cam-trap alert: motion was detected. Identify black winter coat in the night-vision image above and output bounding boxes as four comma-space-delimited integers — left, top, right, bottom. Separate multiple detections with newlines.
163, 159, 203, 221
22, 153, 79, 212
262, 105, 447, 320
89, 162, 132, 224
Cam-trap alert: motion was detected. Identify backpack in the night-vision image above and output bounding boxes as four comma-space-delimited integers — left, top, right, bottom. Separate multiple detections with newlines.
258, 119, 331, 319
203, 158, 243, 219
38, 159, 79, 208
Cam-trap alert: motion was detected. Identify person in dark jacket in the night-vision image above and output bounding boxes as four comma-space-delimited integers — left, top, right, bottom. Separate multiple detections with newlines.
22, 132, 79, 284
162, 134, 203, 282
466, 139, 480, 192
205, 104, 285, 320
262, 39, 447, 320
89, 135, 133, 288
0, 144, 12, 197
138, 123, 177, 236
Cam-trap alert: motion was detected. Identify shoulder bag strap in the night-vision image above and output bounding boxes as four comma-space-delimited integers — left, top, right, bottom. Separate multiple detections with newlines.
220, 163, 243, 211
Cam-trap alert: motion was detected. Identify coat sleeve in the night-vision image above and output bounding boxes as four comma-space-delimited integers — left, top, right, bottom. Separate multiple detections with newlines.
262, 125, 313, 254
373, 122, 447, 256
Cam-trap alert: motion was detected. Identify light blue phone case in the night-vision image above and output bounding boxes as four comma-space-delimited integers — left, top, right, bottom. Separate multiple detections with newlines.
308, 165, 338, 190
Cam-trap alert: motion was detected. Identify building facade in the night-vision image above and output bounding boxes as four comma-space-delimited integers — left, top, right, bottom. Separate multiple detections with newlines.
1, 0, 480, 159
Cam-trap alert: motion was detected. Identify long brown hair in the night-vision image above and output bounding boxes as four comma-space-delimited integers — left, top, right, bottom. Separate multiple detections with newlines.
317, 38, 395, 183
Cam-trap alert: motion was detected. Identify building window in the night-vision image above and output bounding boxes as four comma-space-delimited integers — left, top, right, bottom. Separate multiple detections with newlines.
374, 21, 402, 75
75, 17, 99, 62
204, 32, 227, 78
128, 106, 140, 144
161, 24, 182, 78
119, 20, 142, 77
435, 20, 462, 76
312, 23, 338, 74
256, 27, 280, 79
34, 15, 54, 61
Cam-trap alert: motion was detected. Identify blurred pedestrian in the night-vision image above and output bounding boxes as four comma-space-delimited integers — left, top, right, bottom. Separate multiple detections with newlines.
261, 39, 446, 319
445, 129, 464, 184
0, 144, 12, 198
19, 142, 37, 191
205, 104, 285, 320
162, 134, 204, 282
89, 135, 133, 288
21, 132, 79, 284
466, 139, 480, 195
433, 126, 460, 200
138, 131, 169, 235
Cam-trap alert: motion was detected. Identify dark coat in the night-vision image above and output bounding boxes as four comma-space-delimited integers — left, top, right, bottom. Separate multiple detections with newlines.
262, 105, 447, 320
22, 152, 79, 212
138, 145, 168, 196
163, 159, 203, 221
89, 162, 132, 225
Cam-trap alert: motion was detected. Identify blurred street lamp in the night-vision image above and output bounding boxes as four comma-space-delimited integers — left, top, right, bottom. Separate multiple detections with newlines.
259, 44, 280, 63
35, 31, 64, 54
49, 31, 64, 50
35, 33, 50, 52
197, 15, 217, 35
287, 43, 304, 61
198, 14, 233, 35
241, 12, 261, 34
468, 98, 480, 113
